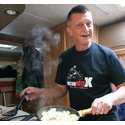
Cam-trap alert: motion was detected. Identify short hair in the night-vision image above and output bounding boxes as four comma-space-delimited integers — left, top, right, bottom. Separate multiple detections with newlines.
67, 5, 91, 26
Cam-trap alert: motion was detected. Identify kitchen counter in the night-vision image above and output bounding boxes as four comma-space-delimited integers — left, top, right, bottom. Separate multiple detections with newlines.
0, 105, 37, 121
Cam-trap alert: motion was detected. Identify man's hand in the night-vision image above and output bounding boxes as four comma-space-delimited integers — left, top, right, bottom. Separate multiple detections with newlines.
21, 87, 43, 101
91, 94, 113, 115
91, 83, 125, 115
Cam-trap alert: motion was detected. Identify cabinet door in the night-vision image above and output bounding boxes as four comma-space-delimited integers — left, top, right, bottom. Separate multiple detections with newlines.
65, 28, 75, 50
43, 27, 68, 107
92, 24, 100, 43
0, 86, 19, 106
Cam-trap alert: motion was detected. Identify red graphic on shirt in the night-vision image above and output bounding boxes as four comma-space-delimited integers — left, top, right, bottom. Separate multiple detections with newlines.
76, 81, 85, 87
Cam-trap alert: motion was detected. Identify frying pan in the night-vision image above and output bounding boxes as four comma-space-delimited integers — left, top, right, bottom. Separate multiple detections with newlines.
36, 105, 92, 121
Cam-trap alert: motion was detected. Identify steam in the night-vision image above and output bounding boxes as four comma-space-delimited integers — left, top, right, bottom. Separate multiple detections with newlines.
23, 25, 62, 110
24, 24, 60, 76
25, 25, 60, 52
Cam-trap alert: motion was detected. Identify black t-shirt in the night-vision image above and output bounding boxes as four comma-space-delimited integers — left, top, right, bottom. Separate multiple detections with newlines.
55, 41, 125, 121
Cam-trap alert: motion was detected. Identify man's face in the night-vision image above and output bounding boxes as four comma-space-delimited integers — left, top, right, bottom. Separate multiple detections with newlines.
67, 12, 93, 46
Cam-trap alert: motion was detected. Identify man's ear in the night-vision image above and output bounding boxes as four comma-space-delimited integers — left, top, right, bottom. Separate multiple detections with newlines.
66, 27, 73, 36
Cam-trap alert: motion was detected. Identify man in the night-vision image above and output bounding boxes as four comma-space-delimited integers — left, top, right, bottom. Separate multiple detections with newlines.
22, 5, 125, 121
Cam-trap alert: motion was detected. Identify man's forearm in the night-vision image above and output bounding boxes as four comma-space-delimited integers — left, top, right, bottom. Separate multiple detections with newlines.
41, 85, 67, 99
91, 85, 125, 115
111, 86, 125, 105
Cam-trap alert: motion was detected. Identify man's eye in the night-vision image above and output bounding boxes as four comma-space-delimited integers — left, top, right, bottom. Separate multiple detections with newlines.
76, 23, 82, 28
87, 23, 91, 26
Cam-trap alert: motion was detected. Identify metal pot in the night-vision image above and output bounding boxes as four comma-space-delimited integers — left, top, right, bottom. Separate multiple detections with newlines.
36, 105, 92, 121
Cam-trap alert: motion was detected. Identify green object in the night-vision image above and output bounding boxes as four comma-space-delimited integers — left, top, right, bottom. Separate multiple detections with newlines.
15, 55, 24, 98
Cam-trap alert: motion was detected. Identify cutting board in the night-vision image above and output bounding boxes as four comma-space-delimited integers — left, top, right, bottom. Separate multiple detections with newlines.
0, 106, 16, 120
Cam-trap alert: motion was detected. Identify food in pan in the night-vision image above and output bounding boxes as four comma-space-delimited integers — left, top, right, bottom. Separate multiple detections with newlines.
41, 108, 79, 121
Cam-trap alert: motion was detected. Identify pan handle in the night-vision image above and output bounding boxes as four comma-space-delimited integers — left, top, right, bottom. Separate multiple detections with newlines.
79, 108, 92, 117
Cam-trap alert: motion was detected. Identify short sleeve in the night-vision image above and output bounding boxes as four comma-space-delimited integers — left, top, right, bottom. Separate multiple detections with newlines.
109, 52, 125, 86
55, 54, 66, 85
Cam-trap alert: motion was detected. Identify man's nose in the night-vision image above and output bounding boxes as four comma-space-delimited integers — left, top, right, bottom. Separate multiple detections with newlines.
82, 24, 89, 32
